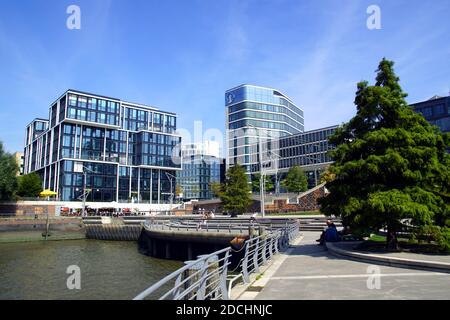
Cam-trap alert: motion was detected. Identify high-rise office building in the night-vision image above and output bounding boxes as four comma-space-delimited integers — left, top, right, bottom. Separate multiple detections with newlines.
23, 89, 181, 204
225, 84, 304, 176
410, 95, 450, 133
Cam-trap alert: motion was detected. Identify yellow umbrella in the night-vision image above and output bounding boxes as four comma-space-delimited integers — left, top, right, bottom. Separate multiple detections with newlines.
40, 189, 58, 197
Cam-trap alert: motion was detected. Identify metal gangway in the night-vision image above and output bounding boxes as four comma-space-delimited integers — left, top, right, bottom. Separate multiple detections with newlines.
133, 220, 299, 300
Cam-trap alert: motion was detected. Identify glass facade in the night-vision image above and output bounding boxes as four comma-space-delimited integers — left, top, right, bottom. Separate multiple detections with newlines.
411, 96, 450, 133
24, 90, 181, 203
250, 126, 338, 189
177, 154, 222, 200
225, 85, 304, 175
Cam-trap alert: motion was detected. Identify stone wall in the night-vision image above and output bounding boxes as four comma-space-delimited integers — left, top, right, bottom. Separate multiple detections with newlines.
192, 184, 327, 214
0, 203, 56, 217
0, 217, 84, 232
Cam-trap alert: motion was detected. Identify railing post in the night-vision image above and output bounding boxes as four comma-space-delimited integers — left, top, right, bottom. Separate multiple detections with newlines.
261, 236, 267, 265
196, 257, 211, 300
219, 250, 230, 300
274, 233, 280, 254
172, 273, 183, 300
253, 238, 260, 273
242, 241, 250, 283
269, 234, 274, 259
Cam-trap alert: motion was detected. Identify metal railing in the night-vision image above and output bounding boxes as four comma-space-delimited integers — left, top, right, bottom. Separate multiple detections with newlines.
143, 219, 252, 233
239, 231, 281, 283
133, 247, 231, 300
133, 219, 300, 300
235, 220, 299, 284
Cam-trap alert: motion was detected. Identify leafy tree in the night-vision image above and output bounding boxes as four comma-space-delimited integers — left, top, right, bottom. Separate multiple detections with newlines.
219, 165, 252, 216
175, 184, 183, 198
17, 173, 43, 198
320, 168, 335, 184
319, 58, 450, 250
0, 141, 19, 201
209, 181, 222, 198
281, 166, 308, 194
251, 173, 274, 193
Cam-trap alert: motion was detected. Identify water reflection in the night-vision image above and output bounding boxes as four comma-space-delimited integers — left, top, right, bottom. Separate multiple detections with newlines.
0, 240, 182, 300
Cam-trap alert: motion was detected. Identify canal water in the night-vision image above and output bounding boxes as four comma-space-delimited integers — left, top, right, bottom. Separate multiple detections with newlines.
0, 239, 182, 300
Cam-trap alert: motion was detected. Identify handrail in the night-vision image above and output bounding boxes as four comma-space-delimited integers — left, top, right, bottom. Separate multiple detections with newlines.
133, 219, 300, 300
133, 247, 231, 300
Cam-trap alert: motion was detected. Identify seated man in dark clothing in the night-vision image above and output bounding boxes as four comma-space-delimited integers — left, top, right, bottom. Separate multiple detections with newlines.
316, 220, 339, 245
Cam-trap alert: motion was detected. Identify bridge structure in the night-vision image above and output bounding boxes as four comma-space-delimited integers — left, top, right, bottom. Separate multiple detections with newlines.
133, 219, 300, 300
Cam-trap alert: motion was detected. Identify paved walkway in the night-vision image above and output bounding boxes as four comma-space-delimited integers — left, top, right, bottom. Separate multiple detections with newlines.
250, 232, 450, 300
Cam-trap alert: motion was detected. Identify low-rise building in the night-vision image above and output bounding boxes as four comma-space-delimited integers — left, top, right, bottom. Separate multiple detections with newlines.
13, 152, 24, 176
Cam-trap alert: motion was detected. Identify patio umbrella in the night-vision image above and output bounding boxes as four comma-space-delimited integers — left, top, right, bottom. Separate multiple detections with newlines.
40, 189, 58, 197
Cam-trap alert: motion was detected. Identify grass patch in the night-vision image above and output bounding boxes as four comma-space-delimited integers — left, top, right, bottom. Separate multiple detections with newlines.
359, 234, 449, 254
368, 234, 386, 242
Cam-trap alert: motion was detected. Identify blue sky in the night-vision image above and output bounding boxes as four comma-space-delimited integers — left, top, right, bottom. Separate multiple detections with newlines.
0, 0, 449, 153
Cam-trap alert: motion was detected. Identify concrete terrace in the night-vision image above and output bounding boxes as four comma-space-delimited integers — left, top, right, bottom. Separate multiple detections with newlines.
238, 232, 450, 300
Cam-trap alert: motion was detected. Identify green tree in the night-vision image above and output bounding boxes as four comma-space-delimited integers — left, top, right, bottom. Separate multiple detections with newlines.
220, 165, 252, 216
251, 173, 274, 193
0, 141, 19, 201
281, 166, 308, 194
319, 58, 450, 250
209, 181, 222, 198
17, 173, 43, 197
175, 184, 183, 198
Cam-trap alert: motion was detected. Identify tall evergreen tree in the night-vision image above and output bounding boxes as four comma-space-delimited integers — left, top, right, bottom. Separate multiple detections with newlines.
319, 58, 450, 249
281, 166, 308, 194
220, 165, 252, 216
0, 141, 19, 201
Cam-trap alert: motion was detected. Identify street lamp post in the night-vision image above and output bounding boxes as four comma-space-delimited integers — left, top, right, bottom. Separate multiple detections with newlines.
81, 166, 96, 217
165, 172, 176, 214
82, 170, 87, 217
266, 150, 281, 196
247, 124, 266, 218
258, 133, 265, 218
308, 144, 320, 187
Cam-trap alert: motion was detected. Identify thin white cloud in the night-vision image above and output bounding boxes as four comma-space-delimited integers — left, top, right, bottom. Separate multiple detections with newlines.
280, 1, 361, 130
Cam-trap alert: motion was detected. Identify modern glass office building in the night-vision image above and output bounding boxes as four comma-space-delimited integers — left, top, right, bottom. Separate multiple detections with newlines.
177, 142, 223, 201
250, 125, 338, 189
23, 89, 181, 203
178, 154, 222, 201
225, 84, 304, 175
410, 95, 450, 133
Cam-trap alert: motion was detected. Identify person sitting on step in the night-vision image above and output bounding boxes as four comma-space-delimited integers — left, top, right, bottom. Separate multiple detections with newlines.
316, 219, 339, 245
